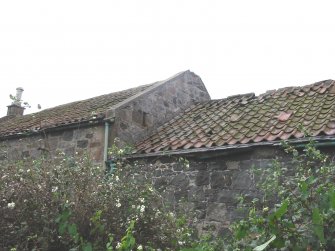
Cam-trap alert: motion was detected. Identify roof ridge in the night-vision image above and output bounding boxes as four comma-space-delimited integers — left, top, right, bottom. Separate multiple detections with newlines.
27, 83, 154, 117
259, 79, 335, 98
226, 92, 255, 99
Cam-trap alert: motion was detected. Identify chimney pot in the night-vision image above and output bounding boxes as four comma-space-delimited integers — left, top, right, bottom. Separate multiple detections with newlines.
13, 87, 24, 105
7, 87, 25, 117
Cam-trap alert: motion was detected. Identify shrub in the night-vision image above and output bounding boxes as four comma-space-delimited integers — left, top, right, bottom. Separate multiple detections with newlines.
5, 138, 334, 250
0, 152, 184, 250
226, 140, 335, 251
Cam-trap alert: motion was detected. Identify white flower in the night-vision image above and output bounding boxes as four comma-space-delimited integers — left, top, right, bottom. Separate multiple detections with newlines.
132, 205, 136, 209
139, 198, 145, 203
263, 207, 269, 212
155, 210, 161, 217
51, 186, 58, 193
26, 169, 30, 173
137, 244, 143, 250
140, 205, 145, 213
116, 198, 121, 208
148, 186, 153, 192
7, 202, 15, 209
115, 176, 120, 181
116, 242, 121, 249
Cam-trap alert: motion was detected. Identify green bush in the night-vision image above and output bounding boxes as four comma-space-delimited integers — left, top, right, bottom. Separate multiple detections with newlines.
4, 139, 333, 250
226, 140, 335, 251
0, 152, 184, 250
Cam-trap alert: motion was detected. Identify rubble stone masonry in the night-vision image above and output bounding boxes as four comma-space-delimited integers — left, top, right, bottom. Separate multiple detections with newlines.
129, 146, 335, 236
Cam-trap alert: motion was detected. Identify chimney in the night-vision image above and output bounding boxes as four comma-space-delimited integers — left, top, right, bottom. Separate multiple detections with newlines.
7, 87, 25, 117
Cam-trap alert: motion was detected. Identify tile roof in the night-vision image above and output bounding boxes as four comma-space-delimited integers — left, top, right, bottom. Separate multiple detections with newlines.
0, 84, 152, 138
135, 79, 335, 154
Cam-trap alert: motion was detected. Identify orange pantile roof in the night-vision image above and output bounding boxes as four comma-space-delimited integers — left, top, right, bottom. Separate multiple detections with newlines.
0, 84, 152, 138
135, 80, 335, 153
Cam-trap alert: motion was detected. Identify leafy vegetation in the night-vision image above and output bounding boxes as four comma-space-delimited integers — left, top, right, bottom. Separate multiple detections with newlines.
0, 151, 188, 250
1, 139, 335, 250
225, 140, 335, 250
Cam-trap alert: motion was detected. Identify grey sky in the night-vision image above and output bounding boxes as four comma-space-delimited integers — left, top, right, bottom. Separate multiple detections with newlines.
1, 0, 335, 116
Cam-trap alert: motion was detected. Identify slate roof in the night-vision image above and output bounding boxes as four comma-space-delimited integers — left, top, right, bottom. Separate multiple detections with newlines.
135, 79, 335, 154
0, 84, 152, 138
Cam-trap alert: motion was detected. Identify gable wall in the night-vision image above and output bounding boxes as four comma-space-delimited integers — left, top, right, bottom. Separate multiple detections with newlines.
109, 71, 210, 146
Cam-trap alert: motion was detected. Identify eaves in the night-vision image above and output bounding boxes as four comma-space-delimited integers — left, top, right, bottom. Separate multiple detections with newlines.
0, 119, 105, 141
127, 136, 335, 159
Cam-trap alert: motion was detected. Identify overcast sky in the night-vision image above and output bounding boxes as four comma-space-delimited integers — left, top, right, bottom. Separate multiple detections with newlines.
1, 0, 335, 117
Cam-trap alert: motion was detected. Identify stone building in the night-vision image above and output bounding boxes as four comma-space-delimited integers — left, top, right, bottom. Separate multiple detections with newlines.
2, 72, 335, 236
0, 71, 210, 163
129, 79, 335, 235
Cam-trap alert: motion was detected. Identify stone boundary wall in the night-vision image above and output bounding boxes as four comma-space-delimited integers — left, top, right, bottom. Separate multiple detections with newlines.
130, 146, 335, 237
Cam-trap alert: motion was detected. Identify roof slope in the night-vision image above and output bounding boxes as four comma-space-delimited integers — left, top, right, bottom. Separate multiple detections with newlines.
135, 80, 335, 153
0, 84, 152, 138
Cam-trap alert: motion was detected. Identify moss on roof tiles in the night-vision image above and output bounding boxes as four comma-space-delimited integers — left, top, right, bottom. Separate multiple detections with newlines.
135, 79, 335, 154
0, 84, 152, 138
